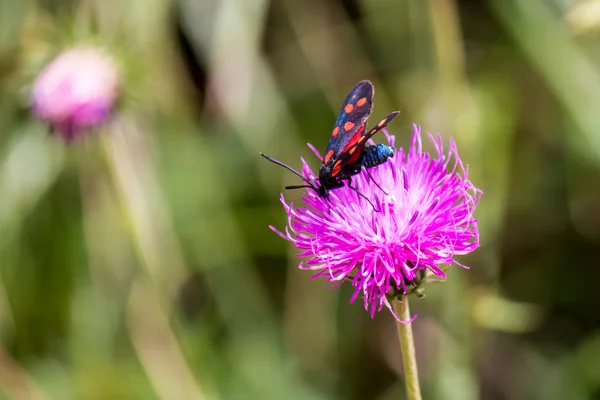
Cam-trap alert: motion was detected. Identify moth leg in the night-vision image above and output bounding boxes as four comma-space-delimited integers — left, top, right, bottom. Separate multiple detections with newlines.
364, 167, 388, 195
347, 180, 380, 212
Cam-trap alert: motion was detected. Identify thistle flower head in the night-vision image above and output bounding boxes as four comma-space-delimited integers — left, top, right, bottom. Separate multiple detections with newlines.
272, 124, 482, 322
31, 46, 120, 141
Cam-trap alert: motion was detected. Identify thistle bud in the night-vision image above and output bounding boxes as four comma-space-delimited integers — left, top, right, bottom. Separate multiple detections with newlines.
31, 46, 120, 141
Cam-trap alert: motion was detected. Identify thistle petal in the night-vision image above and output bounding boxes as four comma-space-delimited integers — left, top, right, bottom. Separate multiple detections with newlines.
273, 124, 482, 319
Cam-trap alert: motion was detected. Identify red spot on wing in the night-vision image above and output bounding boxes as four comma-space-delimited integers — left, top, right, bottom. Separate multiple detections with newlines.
332, 126, 340, 137
342, 126, 365, 153
347, 149, 361, 164
344, 121, 355, 131
324, 149, 334, 163
332, 160, 342, 176
344, 104, 354, 113
357, 97, 367, 107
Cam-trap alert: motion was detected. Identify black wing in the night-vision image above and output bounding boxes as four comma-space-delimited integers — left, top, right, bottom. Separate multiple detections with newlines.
331, 111, 400, 176
361, 111, 400, 144
322, 80, 374, 166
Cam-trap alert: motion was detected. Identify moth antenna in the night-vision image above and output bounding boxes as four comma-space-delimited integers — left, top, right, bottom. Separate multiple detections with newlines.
261, 152, 318, 191
261, 152, 305, 180
285, 184, 318, 191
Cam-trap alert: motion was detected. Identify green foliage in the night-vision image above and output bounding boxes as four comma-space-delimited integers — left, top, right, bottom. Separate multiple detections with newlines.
1, 0, 599, 399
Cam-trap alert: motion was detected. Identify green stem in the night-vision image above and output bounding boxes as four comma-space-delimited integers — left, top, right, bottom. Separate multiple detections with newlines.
393, 297, 422, 400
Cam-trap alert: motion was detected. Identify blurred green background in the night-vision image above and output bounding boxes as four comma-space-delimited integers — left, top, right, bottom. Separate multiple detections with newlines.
1, 0, 600, 399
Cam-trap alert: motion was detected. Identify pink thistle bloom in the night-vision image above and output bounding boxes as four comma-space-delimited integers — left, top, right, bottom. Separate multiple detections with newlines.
31, 46, 121, 141
271, 124, 482, 322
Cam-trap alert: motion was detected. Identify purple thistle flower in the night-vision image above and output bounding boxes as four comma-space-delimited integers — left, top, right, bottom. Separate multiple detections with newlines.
31, 46, 121, 141
271, 124, 482, 322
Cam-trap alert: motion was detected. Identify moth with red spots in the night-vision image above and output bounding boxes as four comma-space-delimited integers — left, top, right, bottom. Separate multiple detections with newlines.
261, 80, 399, 209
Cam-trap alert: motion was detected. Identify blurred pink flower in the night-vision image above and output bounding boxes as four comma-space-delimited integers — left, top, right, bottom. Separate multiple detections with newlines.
271, 124, 482, 322
31, 46, 120, 141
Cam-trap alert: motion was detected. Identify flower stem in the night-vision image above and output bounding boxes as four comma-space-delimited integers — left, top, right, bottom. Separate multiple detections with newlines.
393, 297, 422, 400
